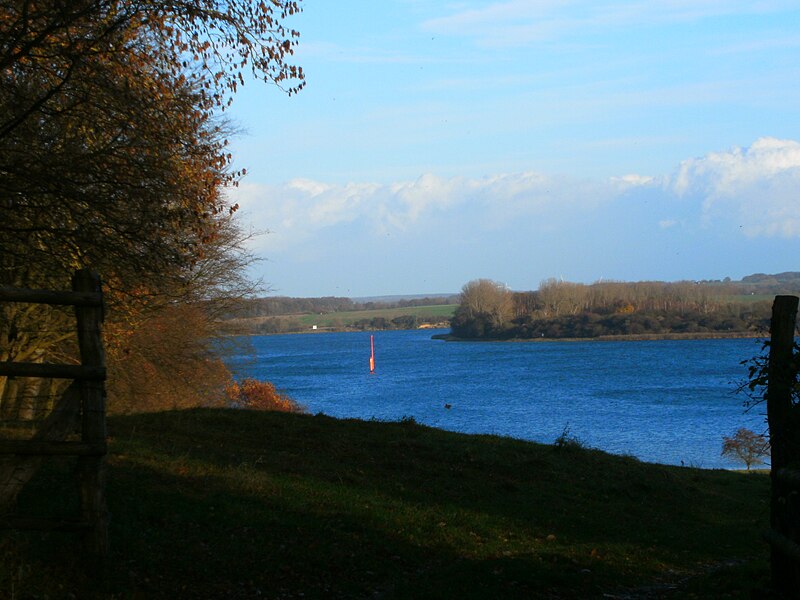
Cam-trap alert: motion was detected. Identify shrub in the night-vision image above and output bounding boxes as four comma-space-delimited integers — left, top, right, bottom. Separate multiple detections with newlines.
226, 378, 306, 413
721, 428, 769, 471
553, 425, 586, 451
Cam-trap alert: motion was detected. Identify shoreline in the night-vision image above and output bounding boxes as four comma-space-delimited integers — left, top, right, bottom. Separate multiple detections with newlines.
223, 327, 766, 343
432, 331, 765, 343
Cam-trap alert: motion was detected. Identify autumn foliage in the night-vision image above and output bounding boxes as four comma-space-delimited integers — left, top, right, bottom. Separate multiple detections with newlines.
451, 277, 774, 339
226, 378, 305, 413
721, 428, 769, 471
0, 1, 305, 415
104, 303, 231, 414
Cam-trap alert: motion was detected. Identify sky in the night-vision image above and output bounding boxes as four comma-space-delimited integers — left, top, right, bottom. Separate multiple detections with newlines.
225, 0, 800, 298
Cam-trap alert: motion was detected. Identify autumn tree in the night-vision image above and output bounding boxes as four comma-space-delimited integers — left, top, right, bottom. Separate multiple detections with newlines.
103, 216, 262, 413
721, 428, 769, 471
451, 279, 513, 337
0, 0, 304, 414
459, 279, 513, 324
1, 0, 303, 284
512, 291, 540, 318
0, 1, 304, 140
538, 278, 588, 317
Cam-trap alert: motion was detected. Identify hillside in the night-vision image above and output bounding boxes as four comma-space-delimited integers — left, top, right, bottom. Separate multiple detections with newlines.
4, 409, 770, 599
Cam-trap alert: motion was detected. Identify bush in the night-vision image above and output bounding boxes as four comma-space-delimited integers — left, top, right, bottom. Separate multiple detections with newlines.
721, 428, 769, 471
226, 378, 306, 413
553, 425, 586, 452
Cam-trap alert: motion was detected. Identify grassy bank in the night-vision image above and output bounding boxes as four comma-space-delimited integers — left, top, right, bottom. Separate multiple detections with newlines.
3, 409, 770, 598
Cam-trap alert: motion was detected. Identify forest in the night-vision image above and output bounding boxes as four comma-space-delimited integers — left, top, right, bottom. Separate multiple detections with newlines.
448, 275, 799, 340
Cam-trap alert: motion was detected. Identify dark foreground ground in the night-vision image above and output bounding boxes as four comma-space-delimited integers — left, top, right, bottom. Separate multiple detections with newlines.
2, 409, 770, 598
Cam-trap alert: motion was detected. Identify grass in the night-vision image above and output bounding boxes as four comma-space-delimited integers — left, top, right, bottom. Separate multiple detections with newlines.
1, 409, 771, 599
297, 304, 457, 328
222, 303, 457, 334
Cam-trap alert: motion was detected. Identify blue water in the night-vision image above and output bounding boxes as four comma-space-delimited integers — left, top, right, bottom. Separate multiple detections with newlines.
223, 330, 768, 469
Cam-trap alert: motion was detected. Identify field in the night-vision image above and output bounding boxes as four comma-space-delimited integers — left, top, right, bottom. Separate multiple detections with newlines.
2, 408, 771, 599
297, 303, 457, 328
222, 303, 459, 334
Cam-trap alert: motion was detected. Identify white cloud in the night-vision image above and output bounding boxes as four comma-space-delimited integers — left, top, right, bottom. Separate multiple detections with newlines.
229, 170, 627, 251
226, 138, 800, 295
229, 136, 800, 269
670, 137, 800, 237
611, 174, 657, 189
421, 1, 797, 46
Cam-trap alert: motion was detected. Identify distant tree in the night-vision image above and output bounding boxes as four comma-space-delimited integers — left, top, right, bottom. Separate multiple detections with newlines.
457, 279, 513, 328
512, 291, 540, 317
721, 428, 769, 471
392, 315, 418, 329
370, 317, 389, 330
538, 279, 588, 316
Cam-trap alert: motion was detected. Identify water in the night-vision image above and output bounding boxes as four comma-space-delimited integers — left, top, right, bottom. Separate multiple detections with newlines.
223, 330, 768, 469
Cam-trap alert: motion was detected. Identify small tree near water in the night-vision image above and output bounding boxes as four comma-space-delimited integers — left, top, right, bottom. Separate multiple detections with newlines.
721, 428, 769, 471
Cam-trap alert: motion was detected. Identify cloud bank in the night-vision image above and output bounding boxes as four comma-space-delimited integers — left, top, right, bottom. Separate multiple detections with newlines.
671, 137, 800, 237
230, 138, 800, 295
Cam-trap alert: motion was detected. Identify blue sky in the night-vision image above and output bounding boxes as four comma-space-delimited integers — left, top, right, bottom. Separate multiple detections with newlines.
226, 1, 800, 297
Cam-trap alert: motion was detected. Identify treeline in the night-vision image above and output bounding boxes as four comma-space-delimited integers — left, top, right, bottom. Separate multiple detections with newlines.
740, 272, 800, 293
486, 305, 769, 339
449, 277, 789, 340
230, 297, 356, 318
226, 295, 458, 319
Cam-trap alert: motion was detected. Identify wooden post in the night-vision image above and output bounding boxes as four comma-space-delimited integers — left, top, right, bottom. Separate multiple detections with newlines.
766, 295, 799, 597
71, 270, 109, 558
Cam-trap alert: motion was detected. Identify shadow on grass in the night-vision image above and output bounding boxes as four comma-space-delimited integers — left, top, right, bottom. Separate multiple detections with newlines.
1, 408, 771, 599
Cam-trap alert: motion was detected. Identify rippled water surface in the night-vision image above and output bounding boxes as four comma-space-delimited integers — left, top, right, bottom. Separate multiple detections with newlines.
224, 330, 767, 469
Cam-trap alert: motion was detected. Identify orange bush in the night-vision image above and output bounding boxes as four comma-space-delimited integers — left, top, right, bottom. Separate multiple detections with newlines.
226, 378, 305, 413
615, 302, 635, 314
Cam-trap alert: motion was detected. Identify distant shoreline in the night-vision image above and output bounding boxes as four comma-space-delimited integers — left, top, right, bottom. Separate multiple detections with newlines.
224, 329, 765, 341
431, 331, 765, 343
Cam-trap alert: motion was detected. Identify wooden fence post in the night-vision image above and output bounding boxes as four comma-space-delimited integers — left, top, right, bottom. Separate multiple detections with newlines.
766, 295, 799, 597
0, 272, 108, 556
72, 269, 109, 558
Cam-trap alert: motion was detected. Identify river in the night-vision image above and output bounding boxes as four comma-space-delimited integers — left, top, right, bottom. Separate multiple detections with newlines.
223, 329, 768, 469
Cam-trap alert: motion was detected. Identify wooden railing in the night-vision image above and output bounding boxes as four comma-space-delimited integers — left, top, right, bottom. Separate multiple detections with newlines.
0, 269, 108, 557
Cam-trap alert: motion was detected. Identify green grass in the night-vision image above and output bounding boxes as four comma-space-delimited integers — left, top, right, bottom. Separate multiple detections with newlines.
1, 409, 771, 598
297, 303, 457, 327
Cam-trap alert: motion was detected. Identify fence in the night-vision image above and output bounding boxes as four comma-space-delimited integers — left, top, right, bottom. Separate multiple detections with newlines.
0, 269, 108, 557
764, 295, 800, 597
